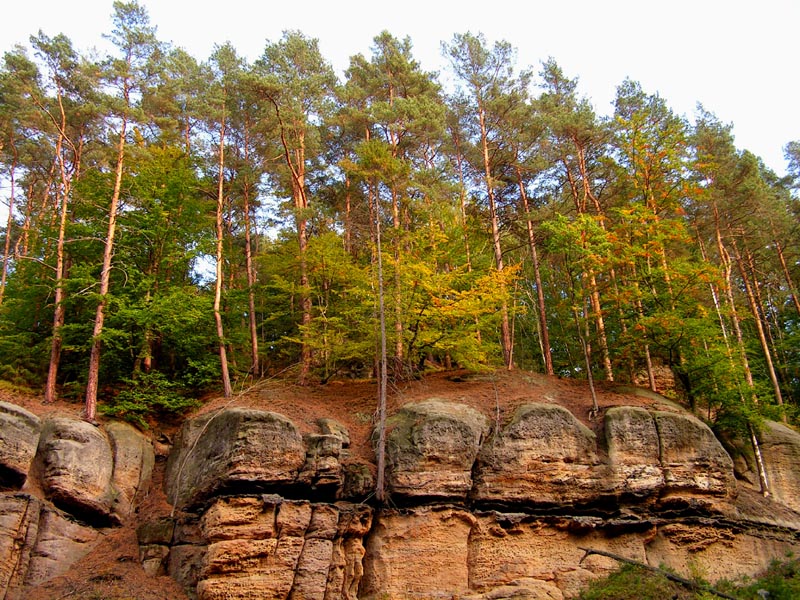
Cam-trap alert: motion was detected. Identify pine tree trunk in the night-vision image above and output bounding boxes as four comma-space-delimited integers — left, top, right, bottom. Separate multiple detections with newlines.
451, 133, 481, 344
297, 184, 312, 384
373, 183, 388, 504
242, 130, 259, 376
774, 238, 800, 317
391, 187, 404, 365
0, 142, 17, 306
479, 106, 513, 368
214, 111, 233, 398
588, 272, 614, 382
730, 236, 784, 408
714, 206, 754, 387
516, 166, 553, 375
85, 114, 127, 422
564, 156, 613, 381
45, 119, 71, 404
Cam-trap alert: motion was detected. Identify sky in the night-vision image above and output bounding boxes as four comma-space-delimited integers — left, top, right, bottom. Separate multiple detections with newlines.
1, 0, 798, 176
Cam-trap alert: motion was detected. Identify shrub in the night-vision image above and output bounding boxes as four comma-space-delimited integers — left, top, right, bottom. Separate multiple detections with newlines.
99, 371, 199, 429
579, 564, 694, 600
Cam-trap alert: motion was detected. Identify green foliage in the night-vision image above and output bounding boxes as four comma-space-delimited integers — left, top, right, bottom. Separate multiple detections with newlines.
580, 556, 800, 600
99, 370, 199, 429
579, 564, 693, 600
731, 555, 800, 599
0, 7, 798, 432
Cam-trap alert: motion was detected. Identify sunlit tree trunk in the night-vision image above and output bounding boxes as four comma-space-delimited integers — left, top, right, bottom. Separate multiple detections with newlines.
515, 165, 553, 375
372, 182, 388, 504
0, 143, 16, 306
214, 109, 233, 398
45, 94, 73, 404
773, 237, 800, 317
85, 112, 127, 422
730, 235, 784, 408
479, 107, 513, 368
242, 127, 259, 376
450, 125, 481, 345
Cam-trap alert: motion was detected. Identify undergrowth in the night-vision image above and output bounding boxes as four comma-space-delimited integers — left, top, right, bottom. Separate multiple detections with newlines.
579, 555, 800, 600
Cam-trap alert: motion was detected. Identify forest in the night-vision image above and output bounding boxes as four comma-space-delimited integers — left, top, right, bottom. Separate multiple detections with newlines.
0, 1, 798, 436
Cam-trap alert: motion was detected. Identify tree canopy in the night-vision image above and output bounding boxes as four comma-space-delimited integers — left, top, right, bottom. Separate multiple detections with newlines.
0, 4, 798, 442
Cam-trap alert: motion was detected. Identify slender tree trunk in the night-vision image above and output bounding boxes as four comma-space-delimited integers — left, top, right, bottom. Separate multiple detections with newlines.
588, 271, 614, 381
391, 186, 403, 365
516, 166, 553, 375
344, 173, 353, 255
479, 106, 512, 368
85, 114, 127, 422
451, 132, 481, 344
745, 246, 784, 386
573, 297, 599, 416
268, 97, 312, 383
242, 129, 259, 376
564, 157, 613, 381
730, 235, 784, 408
774, 237, 800, 317
295, 162, 312, 384
45, 105, 72, 404
632, 279, 656, 392
0, 145, 17, 306
749, 424, 771, 497
214, 111, 233, 398
705, 229, 771, 497
714, 206, 754, 387
373, 182, 388, 504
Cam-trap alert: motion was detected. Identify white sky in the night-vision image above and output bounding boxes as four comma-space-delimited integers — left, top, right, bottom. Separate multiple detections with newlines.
1, 0, 798, 175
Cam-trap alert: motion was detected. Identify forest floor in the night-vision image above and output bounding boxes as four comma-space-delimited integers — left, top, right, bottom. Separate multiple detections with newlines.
3, 368, 689, 600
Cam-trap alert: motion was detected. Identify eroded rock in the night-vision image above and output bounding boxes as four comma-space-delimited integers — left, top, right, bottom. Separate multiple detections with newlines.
605, 406, 664, 498
165, 408, 306, 510
384, 399, 489, 502
18, 496, 99, 588
471, 403, 604, 507
186, 495, 371, 600
0, 493, 41, 595
654, 411, 735, 506
318, 418, 351, 448
36, 417, 120, 525
0, 402, 41, 490
298, 433, 343, 495
759, 421, 800, 513
361, 506, 475, 599
107, 421, 155, 518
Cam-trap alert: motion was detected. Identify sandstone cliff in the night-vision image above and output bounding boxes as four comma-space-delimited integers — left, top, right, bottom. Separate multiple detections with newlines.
3, 379, 800, 600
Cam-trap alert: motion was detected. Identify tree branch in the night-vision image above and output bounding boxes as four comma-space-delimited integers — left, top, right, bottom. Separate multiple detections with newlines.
577, 546, 738, 600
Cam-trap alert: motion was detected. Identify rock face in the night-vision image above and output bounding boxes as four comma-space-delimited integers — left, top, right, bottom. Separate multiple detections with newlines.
0, 412, 154, 599
107, 421, 156, 518
165, 408, 307, 510
144, 398, 800, 600
361, 505, 800, 600
606, 406, 736, 508
0, 402, 41, 490
189, 495, 372, 600
759, 421, 800, 513
385, 400, 489, 502
0, 493, 101, 597
605, 406, 665, 498
3, 394, 800, 600
471, 403, 604, 507
36, 417, 121, 525
654, 411, 736, 506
